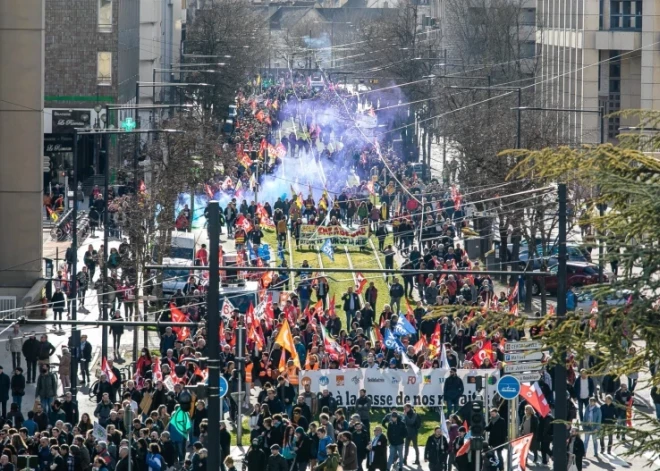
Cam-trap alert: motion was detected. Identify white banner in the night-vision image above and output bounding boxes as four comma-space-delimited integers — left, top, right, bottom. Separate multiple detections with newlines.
300, 368, 499, 408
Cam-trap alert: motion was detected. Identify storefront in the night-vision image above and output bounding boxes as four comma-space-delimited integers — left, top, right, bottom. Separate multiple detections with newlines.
43, 108, 106, 190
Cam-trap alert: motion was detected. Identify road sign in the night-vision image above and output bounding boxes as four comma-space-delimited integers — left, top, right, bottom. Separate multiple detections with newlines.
219, 376, 229, 398
504, 352, 544, 362
504, 340, 543, 352
512, 372, 542, 383
504, 361, 544, 373
497, 375, 521, 400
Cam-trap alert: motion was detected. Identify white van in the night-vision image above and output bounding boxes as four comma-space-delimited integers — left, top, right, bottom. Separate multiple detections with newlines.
161, 257, 197, 295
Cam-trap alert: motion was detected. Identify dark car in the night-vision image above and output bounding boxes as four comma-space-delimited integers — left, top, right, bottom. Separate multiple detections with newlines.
531, 262, 607, 295
510, 243, 591, 270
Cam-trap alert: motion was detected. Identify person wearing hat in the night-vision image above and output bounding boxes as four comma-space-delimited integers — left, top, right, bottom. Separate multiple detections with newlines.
244, 438, 267, 471
267, 444, 287, 471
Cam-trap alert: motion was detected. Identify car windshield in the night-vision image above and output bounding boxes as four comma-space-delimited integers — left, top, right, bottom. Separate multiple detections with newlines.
221, 292, 258, 313
582, 266, 597, 275
164, 269, 192, 281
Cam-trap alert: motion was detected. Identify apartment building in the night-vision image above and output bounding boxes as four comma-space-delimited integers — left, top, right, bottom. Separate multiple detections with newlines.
537, 0, 659, 144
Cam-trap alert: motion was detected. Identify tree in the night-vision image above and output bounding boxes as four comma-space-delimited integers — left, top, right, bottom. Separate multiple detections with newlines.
356, 0, 443, 171
500, 110, 660, 458
183, 0, 269, 118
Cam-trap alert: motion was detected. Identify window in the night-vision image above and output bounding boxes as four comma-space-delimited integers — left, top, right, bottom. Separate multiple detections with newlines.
97, 52, 112, 86
98, 0, 112, 32
610, 0, 642, 30
521, 8, 536, 25
608, 51, 621, 138
520, 41, 536, 59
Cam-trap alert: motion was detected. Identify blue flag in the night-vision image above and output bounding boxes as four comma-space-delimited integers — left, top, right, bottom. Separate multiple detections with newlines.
394, 314, 417, 337
321, 238, 334, 262
384, 328, 405, 354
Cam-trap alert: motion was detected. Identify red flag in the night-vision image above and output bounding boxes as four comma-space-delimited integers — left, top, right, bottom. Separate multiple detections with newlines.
462, 420, 469, 432
205, 184, 214, 199
413, 336, 427, 355
510, 303, 519, 317
472, 339, 494, 367
261, 270, 273, 287
430, 323, 441, 348
355, 273, 367, 294
520, 383, 551, 417
170, 304, 191, 340
508, 284, 519, 305
102, 357, 118, 385
510, 434, 534, 471
236, 214, 253, 233
328, 295, 336, 316
246, 302, 255, 326
456, 439, 471, 457
152, 358, 162, 382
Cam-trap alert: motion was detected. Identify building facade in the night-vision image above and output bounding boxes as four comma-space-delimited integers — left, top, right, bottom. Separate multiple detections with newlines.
0, 1, 46, 307
139, 0, 184, 121
44, 0, 140, 189
537, 0, 658, 144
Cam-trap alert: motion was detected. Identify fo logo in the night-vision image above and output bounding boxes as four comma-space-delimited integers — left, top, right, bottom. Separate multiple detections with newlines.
407, 376, 417, 385
319, 376, 330, 386
351, 376, 361, 385
336, 375, 345, 386
301, 377, 312, 388
423, 375, 431, 384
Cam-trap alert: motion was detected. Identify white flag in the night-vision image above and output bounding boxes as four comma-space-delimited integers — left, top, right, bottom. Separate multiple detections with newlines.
221, 298, 235, 319
401, 351, 420, 374
92, 422, 107, 442
440, 343, 450, 369
440, 407, 450, 443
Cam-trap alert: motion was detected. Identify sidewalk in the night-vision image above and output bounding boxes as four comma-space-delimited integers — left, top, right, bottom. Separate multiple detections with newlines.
0, 231, 156, 418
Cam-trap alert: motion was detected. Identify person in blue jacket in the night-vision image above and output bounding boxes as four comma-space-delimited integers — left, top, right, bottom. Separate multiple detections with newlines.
147, 443, 165, 471
566, 287, 577, 311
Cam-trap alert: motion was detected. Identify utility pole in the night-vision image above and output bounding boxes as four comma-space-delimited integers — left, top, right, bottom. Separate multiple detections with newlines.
102, 133, 110, 361
553, 183, 568, 471
206, 201, 221, 471
70, 130, 80, 397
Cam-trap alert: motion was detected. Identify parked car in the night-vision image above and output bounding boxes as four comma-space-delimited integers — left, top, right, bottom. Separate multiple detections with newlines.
531, 262, 607, 295
576, 289, 632, 311
510, 243, 591, 270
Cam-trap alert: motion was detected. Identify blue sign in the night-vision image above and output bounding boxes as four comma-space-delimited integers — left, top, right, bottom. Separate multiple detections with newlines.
497, 375, 521, 400
219, 376, 229, 398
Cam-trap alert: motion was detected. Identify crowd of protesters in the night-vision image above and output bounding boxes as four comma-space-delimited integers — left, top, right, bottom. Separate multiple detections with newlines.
17, 73, 638, 471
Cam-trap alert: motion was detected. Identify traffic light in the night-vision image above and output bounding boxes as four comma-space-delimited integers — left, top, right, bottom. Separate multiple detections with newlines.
470, 400, 485, 451
470, 400, 485, 436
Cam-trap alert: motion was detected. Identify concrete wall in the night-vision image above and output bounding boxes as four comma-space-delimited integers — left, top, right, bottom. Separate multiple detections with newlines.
0, 0, 45, 291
